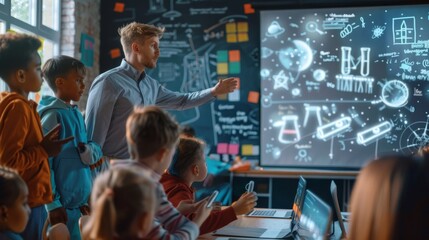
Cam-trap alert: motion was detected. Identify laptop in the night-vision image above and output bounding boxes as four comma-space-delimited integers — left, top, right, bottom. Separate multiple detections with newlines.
246, 176, 307, 219
330, 180, 348, 239
297, 190, 332, 240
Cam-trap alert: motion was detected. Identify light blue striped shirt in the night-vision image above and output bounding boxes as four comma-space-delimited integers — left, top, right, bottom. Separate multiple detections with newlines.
85, 59, 215, 159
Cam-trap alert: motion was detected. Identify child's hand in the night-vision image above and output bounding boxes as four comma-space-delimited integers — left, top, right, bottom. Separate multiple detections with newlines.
41, 124, 74, 157
49, 207, 68, 225
176, 200, 196, 215
191, 198, 212, 227
231, 192, 258, 215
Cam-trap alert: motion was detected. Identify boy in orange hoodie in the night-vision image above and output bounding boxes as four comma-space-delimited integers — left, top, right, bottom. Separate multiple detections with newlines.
0, 32, 73, 240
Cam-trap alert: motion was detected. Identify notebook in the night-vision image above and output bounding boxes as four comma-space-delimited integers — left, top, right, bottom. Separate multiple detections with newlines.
214, 225, 293, 239
246, 176, 307, 219
330, 180, 348, 239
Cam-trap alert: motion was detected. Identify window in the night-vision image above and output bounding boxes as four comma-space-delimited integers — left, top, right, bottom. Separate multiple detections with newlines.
0, 0, 60, 100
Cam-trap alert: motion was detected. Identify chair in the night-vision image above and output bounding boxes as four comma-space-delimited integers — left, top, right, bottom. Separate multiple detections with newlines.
42, 218, 70, 240
79, 215, 90, 236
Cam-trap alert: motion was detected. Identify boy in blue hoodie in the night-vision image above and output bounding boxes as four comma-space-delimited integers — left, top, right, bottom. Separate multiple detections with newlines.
37, 55, 103, 240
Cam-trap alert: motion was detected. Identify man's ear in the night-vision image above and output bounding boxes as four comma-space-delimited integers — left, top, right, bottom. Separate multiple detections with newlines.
131, 42, 140, 53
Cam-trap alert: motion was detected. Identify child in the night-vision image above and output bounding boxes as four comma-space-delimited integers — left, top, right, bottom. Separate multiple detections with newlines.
160, 137, 258, 234
112, 106, 212, 239
82, 167, 156, 240
37, 55, 104, 240
0, 166, 31, 240
0, 32, 73, 240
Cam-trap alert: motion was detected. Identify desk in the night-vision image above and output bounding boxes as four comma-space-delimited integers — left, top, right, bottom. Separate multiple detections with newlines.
229, 169, 358, 209
198, 212, 346, 240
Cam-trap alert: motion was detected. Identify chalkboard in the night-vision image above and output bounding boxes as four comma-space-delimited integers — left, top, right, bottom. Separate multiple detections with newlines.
100, 0, 261, 159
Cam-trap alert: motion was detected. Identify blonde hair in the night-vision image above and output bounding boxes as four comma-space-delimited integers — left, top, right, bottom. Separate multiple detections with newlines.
83, 167, 156, 240
349, 155, 429, 240
126, 106, 179, 159
118, 22, 165, 55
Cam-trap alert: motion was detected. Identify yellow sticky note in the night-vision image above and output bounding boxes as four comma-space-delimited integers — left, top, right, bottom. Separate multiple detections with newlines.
242, 145, 253, 155
237, 22, 248, 32
226, 33, 237, 43
238, 33, 249, 42
217, 63, 228, 74
226, 22, 237, 33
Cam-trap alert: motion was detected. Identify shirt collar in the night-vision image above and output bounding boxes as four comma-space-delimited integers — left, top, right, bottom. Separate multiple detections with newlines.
120, 59, 146, 81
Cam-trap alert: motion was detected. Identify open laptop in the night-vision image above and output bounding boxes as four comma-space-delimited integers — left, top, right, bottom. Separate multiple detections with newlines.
330, 180, 348, 239
246, 176, 307, 219
296, 190, 332, 240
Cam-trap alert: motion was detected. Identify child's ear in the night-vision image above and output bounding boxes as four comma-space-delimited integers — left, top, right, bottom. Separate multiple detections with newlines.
155, 148, 167, 162
55, 77, 64, 88
136, 212, 151, 237
192, 164, 199, 176
16, 69, 26, 83
0, 205, 8, 221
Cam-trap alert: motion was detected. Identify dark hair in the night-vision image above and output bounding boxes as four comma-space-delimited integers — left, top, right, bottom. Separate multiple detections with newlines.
0, 166, 27, 206
168, 137, 205, 178
180, 125, 196, 138
126, 106, 179, 159
42, 55, 86, 92
0, 33, 41, 81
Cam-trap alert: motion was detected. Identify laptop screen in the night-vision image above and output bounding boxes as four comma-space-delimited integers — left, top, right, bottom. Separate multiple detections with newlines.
299, 190, 332, 240
292, 176, 307, 225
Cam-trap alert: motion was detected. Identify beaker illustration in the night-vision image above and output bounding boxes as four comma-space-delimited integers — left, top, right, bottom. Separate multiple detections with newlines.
274, 115, 301, 144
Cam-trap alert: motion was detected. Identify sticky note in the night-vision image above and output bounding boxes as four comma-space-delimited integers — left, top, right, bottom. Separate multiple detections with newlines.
243, 3, 255, 14
229, 62, 240, 74
228, 90, 240, 102
229, 50, 240, 62
217, 93, 228, 100
248, 91, 259, 103
228, 144, 239, 155
238, 33, 249, 42
242, 145, 253, 155
110, 48, 121, 59
226, 22, 237, 33
252, 146, 260, 155
217, 143, 228, 154
226, 34, 237, 43
217, 50, 228, 62
237, 22, 249, 32
217, 63, 228, 74
114, 2, 125, 13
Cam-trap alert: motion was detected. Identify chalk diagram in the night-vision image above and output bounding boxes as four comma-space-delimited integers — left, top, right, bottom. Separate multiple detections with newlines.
399, 118, 429, 155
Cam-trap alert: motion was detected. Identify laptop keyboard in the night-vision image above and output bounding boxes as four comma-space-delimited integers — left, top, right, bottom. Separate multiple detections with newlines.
251, 210, 276, 216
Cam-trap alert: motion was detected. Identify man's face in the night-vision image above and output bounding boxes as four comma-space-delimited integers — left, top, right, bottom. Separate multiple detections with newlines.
135, 36, 160, 69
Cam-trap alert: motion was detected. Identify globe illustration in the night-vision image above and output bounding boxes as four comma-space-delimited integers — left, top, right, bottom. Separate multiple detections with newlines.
278, 40, 313, 72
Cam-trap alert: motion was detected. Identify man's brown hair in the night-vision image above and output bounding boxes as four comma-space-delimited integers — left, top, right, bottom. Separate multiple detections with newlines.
118, 22, 165, 55
126, 106, 179, 159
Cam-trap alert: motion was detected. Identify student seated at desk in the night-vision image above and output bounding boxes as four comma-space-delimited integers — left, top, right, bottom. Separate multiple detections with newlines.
160, 137, 258, 235
348, 154, 429, 240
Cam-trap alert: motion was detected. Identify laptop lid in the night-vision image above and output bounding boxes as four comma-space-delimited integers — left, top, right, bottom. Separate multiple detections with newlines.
330, 180, 347, 239
291, 176, 307, 228
298, 190, 332, 240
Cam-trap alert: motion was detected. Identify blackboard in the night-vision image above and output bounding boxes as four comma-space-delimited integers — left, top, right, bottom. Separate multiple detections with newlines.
100, 0, 262, 159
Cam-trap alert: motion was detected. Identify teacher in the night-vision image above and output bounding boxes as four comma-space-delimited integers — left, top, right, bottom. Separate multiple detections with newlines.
86, 22, 238, 160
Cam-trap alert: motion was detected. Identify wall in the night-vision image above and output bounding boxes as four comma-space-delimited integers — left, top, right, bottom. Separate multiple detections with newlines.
61, 0, 100, 110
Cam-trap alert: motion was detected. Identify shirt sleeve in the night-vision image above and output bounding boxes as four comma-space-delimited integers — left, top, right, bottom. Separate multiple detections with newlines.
199, 206, 237, 234
0, 101, 48, 170
39, 111, 63, 212
85, 78, 117, 149
144, 184, 199, 240
155, 84, 215, 110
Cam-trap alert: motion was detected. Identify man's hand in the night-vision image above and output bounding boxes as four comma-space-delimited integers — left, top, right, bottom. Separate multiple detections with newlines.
49, 207, 68, 225
211, 77, 238, 96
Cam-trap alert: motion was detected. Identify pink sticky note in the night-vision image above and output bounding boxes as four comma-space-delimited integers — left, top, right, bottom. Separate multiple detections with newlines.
228, 144, 239, 155
217, 143, 228, 154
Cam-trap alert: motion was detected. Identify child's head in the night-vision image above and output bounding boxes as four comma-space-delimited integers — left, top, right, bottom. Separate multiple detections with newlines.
0, 33, 42, 94
126, 106, 179, 173
84, 167, 156, 239
168, 137, 207, 182
42, 55, 86, 103
0, 166, 30, 233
